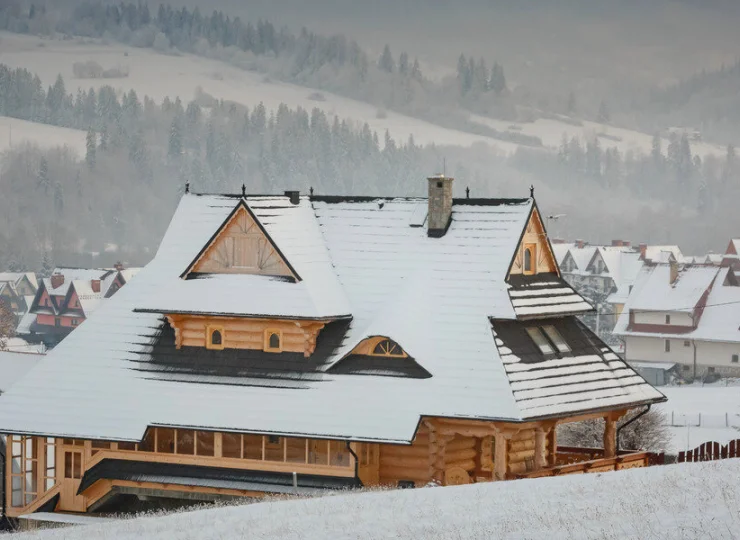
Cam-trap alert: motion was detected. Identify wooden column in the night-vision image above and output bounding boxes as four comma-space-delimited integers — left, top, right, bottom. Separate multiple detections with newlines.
534, 428, 548, 469
603, 417, 617, 458
493, 433, 508, 481
547, 426, 557, 466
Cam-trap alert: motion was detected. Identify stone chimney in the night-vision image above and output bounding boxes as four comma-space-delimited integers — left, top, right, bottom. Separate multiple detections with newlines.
576, 239, 585, 249
639, 243, 648, 260
114, 261, 124, 271
623, 240, 631, 248
91, 279, 101, 293
611, 239, 623, 247
669, 259, 679, 285
427, 175, 454, 237
50, 273, 64, 289
284, 190, 300, 205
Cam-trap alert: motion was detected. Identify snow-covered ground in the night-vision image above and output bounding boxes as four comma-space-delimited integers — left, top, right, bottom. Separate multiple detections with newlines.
0, 32, 517, 152
471, 114, 727, 160
658, 384, 740, 453
0, 116, 87, 157
17, 460, 740, 539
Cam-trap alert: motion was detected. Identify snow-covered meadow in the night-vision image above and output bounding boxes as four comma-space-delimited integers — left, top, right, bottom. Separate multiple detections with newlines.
0, 116, 87, 157
16, 460, 740, 539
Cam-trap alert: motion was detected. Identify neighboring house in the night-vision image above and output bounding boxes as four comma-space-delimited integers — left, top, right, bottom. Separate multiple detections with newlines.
0, 272, 39, 298
0, 282, 25, 320
638, 244, 684, 265
17, 265, 140, 347
0, 178, 664, 517
614, 262, 740, 378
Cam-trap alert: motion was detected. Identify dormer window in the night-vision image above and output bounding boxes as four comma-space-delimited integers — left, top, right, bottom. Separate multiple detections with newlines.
264, 330, 282, 352
371, 339, 406, 358
206, 325, 225, 350
524, 244, 536, 275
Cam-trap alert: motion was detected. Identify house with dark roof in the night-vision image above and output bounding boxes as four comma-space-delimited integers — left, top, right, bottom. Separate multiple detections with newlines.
0, 177, 664, 517
17, 265, 140, 346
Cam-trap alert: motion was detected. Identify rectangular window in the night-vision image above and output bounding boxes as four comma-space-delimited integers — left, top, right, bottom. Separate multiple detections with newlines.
196, 431, 214, 456
242, 435, 263, 460
708, 367, 716, 374
665, 314, 671, 324
525, 327, 555, 355
91, 440, 111, 456
684, 341, 690, 347
156, 428, 175, 454
176, 430, 195, 455
71, 319, 79, 326
118, 441, 137, 451
54, 317, 61, 327
542, 325, 571, 354
665, 340, 671, 353
733, 355, 739, 364
682, 364, 690, 371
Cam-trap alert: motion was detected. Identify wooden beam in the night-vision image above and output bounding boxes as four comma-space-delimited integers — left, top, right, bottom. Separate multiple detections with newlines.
494, 433, 508, 481
534, 427, 548, 470
604, 417, 617, 458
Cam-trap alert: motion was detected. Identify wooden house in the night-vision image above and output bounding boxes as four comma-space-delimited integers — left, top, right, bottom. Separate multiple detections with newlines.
0, 178, 664, 517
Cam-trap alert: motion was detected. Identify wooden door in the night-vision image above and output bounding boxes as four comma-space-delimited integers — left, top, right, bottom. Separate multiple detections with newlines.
58, 449, 85, 512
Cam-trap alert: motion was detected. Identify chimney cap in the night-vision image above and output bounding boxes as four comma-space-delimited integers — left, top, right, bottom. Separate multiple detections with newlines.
284, 190, 300, 205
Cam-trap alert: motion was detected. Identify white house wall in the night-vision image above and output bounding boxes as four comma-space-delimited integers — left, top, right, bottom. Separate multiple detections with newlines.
626, 336, 740, 375
633, 311, 693, 326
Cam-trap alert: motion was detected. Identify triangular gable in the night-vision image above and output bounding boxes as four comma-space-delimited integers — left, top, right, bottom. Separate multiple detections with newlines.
32, 284, 56, 315
562, 251, 577, 271
182, 200, 301, 281
507, 204, 559, 278
586, 249, 609, 274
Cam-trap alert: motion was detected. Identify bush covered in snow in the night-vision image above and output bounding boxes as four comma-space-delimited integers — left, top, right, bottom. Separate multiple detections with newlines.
558, 407, 670, 452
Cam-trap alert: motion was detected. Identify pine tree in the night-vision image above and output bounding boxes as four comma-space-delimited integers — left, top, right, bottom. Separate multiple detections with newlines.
40, 250, 53, 278
457, 54, 470, 94
168, 115, 183, 159
86, 128, 96, 169
379, 44, 395, 73
489, 62, 506, 94
99, 123, 109, 151
398, 52, 409, 75
36, 157, 50, 193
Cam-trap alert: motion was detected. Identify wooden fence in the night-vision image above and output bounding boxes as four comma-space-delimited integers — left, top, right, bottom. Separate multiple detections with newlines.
677, 439, 740, 463
514, 449, 663, 479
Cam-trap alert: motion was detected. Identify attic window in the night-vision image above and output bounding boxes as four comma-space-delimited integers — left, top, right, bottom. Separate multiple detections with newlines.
524, 244, 536, 275
541, 325, 571, 354
207, 326, 225, 350
525, 327, 554, 355
371, 339, 406, 357
265, 330, 282, 353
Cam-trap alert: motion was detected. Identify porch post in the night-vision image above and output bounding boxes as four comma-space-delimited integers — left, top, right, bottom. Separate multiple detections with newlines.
603, 417, 617, 458
534, 427, 548, 469
493, 433, 508, 480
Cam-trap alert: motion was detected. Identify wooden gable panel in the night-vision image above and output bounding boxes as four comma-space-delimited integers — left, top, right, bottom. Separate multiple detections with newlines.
189, 205, 295, 278
508, 207, 558, 277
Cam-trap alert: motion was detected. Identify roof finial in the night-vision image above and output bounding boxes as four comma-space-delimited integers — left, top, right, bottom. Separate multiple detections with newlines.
466, 186, 470, 199
185, 182, 190, 194
241, 184, 246, 197
310, 186, 314, 197
530, 184, 534, 198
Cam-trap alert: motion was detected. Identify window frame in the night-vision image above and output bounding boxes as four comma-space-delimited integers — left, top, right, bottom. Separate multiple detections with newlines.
370, 338, 407, 358
206, 325, 225, 351
523, 243, 537, 275
665, 314, 671, 325
664, 339, 671, 353
264, 329, 283, 353
525, 327, 556, 356
541, 325, 572, 354
732, 354, 739, 364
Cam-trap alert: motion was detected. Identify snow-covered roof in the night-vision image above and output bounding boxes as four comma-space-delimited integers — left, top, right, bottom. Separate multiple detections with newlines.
551, 243, 574, 265
614, 266, 740, 344
0, 194, 663, 444
0, 272, 38, 291
2, 337, 45, 354
643, 245, 684, 264
0, 351, 43, 393
563, 246, 597, 274
625, 264, 717, 313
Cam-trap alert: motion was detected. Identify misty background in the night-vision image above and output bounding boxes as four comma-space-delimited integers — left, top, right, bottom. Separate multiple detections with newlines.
2, 0, 740, 272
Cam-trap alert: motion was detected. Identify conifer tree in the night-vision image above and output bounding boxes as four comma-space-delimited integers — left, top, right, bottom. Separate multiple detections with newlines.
379, 44, 395, 73
85, 128, 96, 169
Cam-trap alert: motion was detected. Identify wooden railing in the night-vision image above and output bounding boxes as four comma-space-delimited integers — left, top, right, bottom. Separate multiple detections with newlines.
513, 447, 663, 479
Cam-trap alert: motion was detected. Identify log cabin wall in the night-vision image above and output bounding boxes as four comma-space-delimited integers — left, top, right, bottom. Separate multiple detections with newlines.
378, 424, 433, 486
166, 315, 326, 357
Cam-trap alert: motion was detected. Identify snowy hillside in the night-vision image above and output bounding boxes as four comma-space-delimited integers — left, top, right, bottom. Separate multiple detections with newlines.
0, 116, 86, 157
18, 461, 740, 539
0, 32, 517, 152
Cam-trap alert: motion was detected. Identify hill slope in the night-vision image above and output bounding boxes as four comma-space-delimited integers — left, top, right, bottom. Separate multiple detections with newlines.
19, 460, 740, 539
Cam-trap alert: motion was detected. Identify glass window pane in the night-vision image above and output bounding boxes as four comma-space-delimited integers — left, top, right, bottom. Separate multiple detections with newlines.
542, 325, 571, 353
45, 478, 55, 490
64, 453, 73, 479
156, 429, 175, 454
177, 430, 195, 455
196, 431, 214, 456
222, 433, 241, 459
12, 457, 21, 474
25, 493, 36, 506
73, 454, 81, 479
329, 441, 350, 466
526, 327, 554, 355
242, 435, 262, 460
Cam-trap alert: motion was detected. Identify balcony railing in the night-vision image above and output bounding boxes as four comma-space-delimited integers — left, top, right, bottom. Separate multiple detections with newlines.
513, 446, 664, 479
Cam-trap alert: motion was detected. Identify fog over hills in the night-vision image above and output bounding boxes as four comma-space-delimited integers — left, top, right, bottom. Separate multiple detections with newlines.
1, 0, 740, 270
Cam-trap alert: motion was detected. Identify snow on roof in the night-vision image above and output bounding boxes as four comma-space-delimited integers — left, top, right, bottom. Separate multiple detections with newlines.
2, 337, 45, 354
643, 245, 683, 263
0, 351, 43, 393
627, 264, 718, 313
0, 194, 662, 443
15, 310, 36, 334
566, 246, 597, 274
0, 272, 38, 290
628, 361, 676, 371
551, 243, 574, 265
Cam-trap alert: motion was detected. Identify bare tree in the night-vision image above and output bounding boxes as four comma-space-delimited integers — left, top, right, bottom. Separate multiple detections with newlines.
557, 408, 670, 452
0, 298, 15, 350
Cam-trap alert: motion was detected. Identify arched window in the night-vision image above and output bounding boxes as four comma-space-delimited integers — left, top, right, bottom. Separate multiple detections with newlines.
371, 339, 405, 357
264, 330, 282, 352
523, 243, 536, 275
206, 326, 225, 350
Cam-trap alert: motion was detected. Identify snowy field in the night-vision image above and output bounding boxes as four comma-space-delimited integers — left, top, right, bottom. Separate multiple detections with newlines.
0, 116, 87, 157
657, 384, 740, 453
0, 32, 517, 152
471, 114, 727, 160
16, 460, 740, 539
